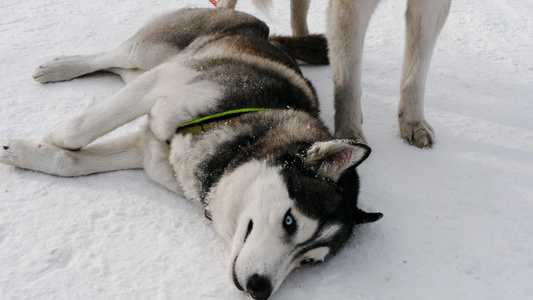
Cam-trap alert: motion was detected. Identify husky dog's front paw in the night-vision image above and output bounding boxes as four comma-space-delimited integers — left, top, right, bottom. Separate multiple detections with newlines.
399, 120, 434, 148
149, 98, 184, 142
44, 123, 86, 151
0, 142, 18, 166
1, 139, 50, 169
1, 139, 78, 175
33, 55, 93, 83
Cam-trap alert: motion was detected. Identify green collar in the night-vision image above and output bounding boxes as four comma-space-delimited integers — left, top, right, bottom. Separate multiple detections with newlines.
176, 108, 270, 136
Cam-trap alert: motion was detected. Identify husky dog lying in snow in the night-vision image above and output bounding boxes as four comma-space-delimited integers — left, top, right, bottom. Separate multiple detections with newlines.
0, 8, 382, 300
218, 0, 452, 148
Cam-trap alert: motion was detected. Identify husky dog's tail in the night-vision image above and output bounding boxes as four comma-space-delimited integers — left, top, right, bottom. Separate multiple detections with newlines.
269, 34, 329, 65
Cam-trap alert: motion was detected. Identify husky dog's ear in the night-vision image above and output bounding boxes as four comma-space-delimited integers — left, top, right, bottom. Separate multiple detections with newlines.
305, 140, 371, 181
354, 208, 383, 225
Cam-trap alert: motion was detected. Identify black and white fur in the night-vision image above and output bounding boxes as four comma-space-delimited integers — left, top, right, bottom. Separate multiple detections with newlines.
0, 8, 381, 300
218, 0, 452, 148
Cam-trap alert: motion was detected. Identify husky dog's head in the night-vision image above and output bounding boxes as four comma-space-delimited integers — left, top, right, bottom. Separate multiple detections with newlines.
208, 139, 382, 300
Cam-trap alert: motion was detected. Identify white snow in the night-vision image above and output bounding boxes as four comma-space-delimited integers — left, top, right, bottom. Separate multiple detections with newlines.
1, 0, 532, 299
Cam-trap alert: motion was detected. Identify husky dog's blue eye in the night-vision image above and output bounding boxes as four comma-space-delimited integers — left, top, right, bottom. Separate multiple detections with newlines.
285, 215, 293, 226
301, 258, 315, 265
283, 209, 297, 235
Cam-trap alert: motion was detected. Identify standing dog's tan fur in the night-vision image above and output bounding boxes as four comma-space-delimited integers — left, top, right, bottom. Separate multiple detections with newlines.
219, 0, 452, 148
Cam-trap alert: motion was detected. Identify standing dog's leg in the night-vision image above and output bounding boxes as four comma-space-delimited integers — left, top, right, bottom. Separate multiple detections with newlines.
398, 0, 451, 148
327, 0, 380, 144
219, 0, 311, 36
217, 0, 238, 9
291, 0, 311, 36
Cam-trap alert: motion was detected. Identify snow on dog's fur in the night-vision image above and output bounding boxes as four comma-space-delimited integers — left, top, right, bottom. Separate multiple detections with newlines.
0, 8, 381, 300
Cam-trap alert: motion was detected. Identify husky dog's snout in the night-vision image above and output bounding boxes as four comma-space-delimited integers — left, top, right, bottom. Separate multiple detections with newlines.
246, 274, 272, 300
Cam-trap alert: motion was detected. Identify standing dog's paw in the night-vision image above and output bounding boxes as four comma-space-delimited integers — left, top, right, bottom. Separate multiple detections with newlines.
399, 121, 434, 148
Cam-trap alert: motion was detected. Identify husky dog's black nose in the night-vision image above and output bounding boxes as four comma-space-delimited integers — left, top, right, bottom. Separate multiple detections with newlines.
246, 274, 272, 300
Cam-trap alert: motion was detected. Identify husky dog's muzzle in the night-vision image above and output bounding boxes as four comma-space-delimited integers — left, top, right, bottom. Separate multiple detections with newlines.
233, 265, 273, 300
232, 255, 273, 300
245, 274, 272, 300
231, 222, 273, 300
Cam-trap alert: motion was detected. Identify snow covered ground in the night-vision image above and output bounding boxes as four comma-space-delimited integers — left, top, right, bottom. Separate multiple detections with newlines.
1, 0, 532, 299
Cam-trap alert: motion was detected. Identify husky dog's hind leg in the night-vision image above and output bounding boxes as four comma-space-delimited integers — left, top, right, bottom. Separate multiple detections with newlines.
32, 37, 177, 84
33, 24, 182, 84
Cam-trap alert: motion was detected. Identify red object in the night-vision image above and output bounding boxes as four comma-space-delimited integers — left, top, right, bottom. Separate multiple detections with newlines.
209, 0, 217, 7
